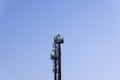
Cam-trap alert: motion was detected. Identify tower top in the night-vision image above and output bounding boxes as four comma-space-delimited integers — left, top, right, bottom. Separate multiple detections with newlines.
54, 34, 64, 44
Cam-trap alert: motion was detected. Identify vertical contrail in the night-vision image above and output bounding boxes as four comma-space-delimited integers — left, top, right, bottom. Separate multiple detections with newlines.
51, 0, 56, 10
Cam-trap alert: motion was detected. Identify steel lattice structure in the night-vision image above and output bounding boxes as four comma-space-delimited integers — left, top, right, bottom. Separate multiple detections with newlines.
50, 34, 64, 80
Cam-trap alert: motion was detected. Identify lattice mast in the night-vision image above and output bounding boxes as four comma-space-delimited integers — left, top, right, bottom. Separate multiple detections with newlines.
51, 35, 64, 80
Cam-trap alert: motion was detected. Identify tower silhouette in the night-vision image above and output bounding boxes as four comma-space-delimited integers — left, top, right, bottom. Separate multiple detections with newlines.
51, 34, 64, 80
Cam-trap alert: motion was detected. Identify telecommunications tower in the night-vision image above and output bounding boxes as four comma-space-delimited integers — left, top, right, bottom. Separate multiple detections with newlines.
50, 34, 64, 80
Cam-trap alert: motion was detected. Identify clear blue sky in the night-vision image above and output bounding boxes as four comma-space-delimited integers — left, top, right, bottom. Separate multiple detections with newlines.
0, 0, 120, 80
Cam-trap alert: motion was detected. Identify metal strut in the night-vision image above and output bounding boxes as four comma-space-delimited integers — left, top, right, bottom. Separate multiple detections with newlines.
51, 34, 64, 80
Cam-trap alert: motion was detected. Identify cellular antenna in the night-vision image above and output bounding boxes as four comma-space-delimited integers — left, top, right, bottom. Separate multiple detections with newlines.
51, 34, 64, 80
